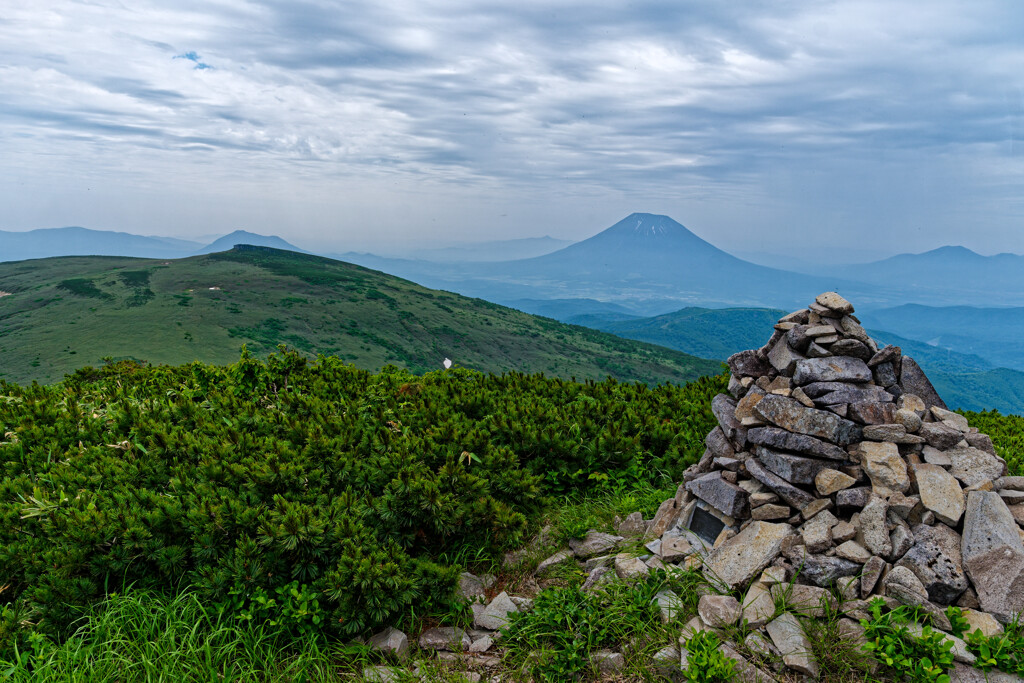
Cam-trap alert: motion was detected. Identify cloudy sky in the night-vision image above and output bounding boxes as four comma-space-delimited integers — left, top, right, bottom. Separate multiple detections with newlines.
2, 1, 1023, 259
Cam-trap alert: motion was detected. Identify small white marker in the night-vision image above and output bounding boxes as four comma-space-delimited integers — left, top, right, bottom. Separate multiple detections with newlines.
443, 358, 453, 369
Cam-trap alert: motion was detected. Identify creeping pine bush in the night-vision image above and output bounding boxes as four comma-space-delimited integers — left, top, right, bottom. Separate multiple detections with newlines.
0, 348, 724, 654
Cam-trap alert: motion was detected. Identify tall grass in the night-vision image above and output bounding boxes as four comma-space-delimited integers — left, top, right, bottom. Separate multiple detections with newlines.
1, 590, 363, 682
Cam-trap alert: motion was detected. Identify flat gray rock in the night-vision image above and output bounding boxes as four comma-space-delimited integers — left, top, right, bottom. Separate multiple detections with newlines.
921, 422, 967, 450
653, 589, 683, 623
962, 491, 1024, 622
767, 338, 806, 374
686, 471, 750, 518
765, 613, 819, 678
746, 426, 848, 460
703, 521, 795, 591
849, 401, 899, 425
756, 446, 834, 486
568, 531, 624, 559
861, 555, 886, 598
745, 458, 816, 509
458, 572, 486, 603
793, 356, 872, 385
368, 627, 409, 658
614, 553, 650, 581
705, 426, 738, 459
712, 393, 747, 447
474, 591, 518, 631
857, 441, 911, 497
419, 626, 472, 651
728, 349, 773, 378
697, 594, 742, 628
362, 666, 402, 682
817, 291, 854, 314
831, 338, 871, 360
915, 464, 966, 526
801, 553, 862, 587
860, 496, 892, 557
742, 581, 776, 628
949, 446, 1007, 488
802, 382, 893, 406
535, 549, 574, 578
772, 583, 838, 618
753, 394, 862, 445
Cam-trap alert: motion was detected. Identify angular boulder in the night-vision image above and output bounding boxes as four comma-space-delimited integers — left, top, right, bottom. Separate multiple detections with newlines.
897, 523, 968, 605
703, 521, 795, 591
793, 356, 872, 385
745, 426, 849, 460
900, 357, 948, 410
961, 491, 1024, 622
686, 471, 750, 518
753, 394, 862, 445
914, 464, 966, 526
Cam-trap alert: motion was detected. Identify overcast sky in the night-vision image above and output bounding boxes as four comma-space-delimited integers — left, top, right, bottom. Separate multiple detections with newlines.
2, 1, 1023, 259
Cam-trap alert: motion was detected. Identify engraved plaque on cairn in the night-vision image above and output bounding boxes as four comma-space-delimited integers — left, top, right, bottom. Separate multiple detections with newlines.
688, 507, 725, 545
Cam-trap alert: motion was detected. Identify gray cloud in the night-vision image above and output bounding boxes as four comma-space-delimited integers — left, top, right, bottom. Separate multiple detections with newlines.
0, 0, 1022, 257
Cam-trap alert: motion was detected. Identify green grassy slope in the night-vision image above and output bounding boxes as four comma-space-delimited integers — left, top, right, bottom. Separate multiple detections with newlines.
0, 247, 720, 385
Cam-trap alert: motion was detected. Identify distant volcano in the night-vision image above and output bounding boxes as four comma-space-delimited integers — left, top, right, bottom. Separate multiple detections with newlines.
491, 213, 864, 309
194, 230, 306, 255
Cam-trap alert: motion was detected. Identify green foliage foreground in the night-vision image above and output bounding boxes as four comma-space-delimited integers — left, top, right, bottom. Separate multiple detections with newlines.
0, 349, 724, 656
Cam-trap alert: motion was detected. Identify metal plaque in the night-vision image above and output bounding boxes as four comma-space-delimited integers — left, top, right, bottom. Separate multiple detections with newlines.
688, 506, 725, 545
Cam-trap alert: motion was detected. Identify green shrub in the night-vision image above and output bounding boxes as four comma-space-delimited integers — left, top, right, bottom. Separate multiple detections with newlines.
0, 349, 721, 654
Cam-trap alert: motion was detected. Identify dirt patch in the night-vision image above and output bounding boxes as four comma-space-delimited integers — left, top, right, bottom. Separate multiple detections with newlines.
0, 291, 12, 298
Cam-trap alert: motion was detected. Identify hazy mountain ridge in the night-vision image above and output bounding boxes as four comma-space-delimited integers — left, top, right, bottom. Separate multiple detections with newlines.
0, 227, 203, 261
812, 245, 1024, 306
858, 303, 1024, 372
574, 304, 1023, 414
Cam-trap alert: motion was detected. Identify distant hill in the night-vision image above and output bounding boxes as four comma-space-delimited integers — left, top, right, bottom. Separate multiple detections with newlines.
823, 246, 1024, 307
592, 307, 786, 360
0, 227, 201, 262
502, 298, 642, 321
576, 305, 1023, 415
194, 231, 305, 255
858, 304, 1024, 372
0, 246, 720, 386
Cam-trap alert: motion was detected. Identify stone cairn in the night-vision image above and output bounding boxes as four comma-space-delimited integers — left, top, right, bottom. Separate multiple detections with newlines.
363, 292, 1024, 682
643, 291, 1022, 679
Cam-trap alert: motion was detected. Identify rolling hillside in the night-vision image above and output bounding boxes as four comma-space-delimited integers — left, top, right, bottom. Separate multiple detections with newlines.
0, 247, 720, 386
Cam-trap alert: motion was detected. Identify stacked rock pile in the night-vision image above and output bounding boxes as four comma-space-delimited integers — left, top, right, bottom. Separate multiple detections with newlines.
638, 291, 1022, 679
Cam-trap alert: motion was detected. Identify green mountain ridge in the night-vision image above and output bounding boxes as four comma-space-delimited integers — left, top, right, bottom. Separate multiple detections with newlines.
0, 246, 720, 386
